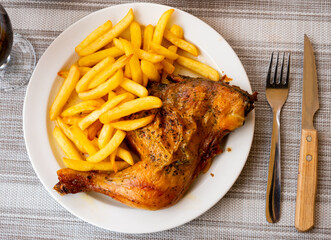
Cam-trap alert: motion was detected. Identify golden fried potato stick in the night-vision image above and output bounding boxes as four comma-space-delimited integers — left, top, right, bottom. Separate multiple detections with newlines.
58, 67, 92, 79
53, 127, 83, 161
57, 117, 86, 153
150, 42, 178, 60
120, 38, 135, 56
100, 96, 162, 123
130, 21, 142, 49
110, 148, 118, 173
161, 45, 178, 81
120, 77, 148, 97
136, 49, 164, 63
61, 100, 103, 117
142, 73, 148, 87
129, 54, 143, 84
110, 114, 155, 131
88, 55, 131, 89
78, 9, 134, 56
87, 120, 103, 140
176, 55, 220, 81
78, 47, 124, 67
78, 93, 129, 130
161, 59, 175, 74
63, 158, 129, 172
152, 9, 174, 45
114, 38, 163, 63
62, 116, 85, 125
76, 56, 115, 93
124, 63, 132, 78
163, 29, 198, 56
143, 24, 154, 51
141, 60, 160, 81
50, 65, 80, 120
116, 147, 134, 165
75, 20, 112, 53
170, 24, 184, 39
69, 124, 99, 156
113, 38, 124, 50
78, 69, 123, 101
98, 123, 115, 149
87, 130, 126, 163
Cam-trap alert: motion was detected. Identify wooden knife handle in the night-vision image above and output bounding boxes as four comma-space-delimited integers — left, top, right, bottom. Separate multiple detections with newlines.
295, 129, 318, 232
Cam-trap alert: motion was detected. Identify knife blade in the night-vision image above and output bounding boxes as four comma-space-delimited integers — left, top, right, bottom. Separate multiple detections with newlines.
295, 34, 319, 232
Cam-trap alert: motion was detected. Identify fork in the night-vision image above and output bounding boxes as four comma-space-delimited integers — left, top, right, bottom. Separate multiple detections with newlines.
265, 52, 290, 223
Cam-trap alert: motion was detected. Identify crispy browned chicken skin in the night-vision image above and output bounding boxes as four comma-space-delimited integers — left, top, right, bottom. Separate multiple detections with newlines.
54, 76, 257, 210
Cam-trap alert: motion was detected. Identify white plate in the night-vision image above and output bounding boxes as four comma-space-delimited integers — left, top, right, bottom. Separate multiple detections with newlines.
23, 3, 254, 233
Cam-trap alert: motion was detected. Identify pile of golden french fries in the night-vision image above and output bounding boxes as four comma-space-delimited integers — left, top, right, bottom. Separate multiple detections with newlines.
50, 8, 220, 172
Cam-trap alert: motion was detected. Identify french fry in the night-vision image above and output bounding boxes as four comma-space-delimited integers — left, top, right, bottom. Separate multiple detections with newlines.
61, 100, 103, 117
150, 42, 178, 60
78, 47, 124, 67
176, 55, 220, 81
53, 127, 83, 161
108, 90, 116, 100
161, 59, 175, 74
79, 67, 93, 76
88, 55, 131, 89
152, 9, 174, 45
124, 63, 132, 78
76, 56, 115, 93
50, 65, 80, 120
87, 130, 126, 163
114, 37, 163, 64
120, 77, 148, 97
161, 45, 178, 81
63, 158, 129, 172
57, 117, 86, 153
100, 96, 162, 123
120, 38, 135, 56
136, 49, 164, 63
129, 54, 143, 84
110, 148, 118, 173
98, 123, 115, 149
164, 29, 198, 56
78, 93, 129, 130
116, 147, 134, 165
58, 66, 91, 79
87, 120, 103, 140
78, 9, 134, 56
69, 124, 98, 155
130, 21, 142, 49
62, 116, 84, 125
170, 24, 184, 39
78, 69, 123, 101
75, 20, 112, 53
143, 24, 153, 51
141, 60, 160, 81
168, 45, 178, 54
110, 114, 155, 131
113, 38, 124, 51
142, 73, 148, 87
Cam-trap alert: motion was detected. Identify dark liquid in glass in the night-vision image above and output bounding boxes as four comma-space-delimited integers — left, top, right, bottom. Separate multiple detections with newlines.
0, 5, 13, 66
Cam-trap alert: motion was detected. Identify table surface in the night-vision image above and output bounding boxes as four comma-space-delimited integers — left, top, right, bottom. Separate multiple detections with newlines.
0, 0, 330, 239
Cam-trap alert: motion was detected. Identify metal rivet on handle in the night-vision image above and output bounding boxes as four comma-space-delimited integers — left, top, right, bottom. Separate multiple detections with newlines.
306, 136, 312, 142
306, 154, 312, 161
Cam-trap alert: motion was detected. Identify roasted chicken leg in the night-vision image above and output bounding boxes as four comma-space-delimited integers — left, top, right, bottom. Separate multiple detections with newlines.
54, 76, 257, 210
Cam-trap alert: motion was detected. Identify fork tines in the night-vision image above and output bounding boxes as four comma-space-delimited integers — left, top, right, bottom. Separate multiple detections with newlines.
266, 52, 291, 88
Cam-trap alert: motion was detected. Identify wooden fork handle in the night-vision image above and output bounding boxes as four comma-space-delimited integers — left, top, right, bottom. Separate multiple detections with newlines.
295, 129, 318, 232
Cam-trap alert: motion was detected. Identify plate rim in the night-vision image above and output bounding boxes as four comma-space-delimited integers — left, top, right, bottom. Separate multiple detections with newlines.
23, 2, 255, 233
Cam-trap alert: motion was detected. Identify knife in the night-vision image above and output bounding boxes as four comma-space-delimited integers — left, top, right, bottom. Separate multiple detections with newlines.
295, 34, 319, 232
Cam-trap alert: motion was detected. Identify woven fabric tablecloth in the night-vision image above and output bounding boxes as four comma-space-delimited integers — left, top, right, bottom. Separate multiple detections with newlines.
0, 0, 330, 239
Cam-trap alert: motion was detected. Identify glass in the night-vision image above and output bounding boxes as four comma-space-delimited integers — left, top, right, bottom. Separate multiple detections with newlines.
0, 4, 36, 91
